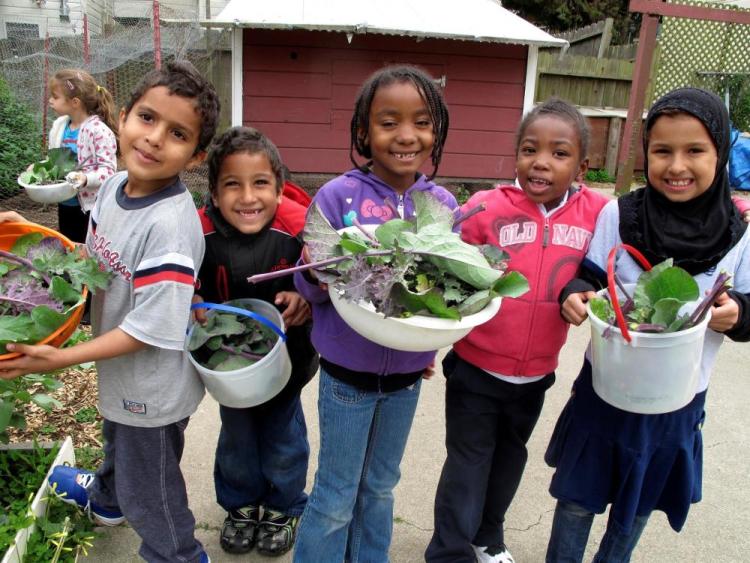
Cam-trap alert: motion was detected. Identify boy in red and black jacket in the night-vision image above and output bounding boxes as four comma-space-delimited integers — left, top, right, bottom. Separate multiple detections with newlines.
194, 127, 318, 557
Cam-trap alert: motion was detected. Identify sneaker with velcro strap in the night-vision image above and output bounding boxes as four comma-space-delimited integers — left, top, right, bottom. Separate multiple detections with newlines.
219, 505, 260, 554
255, 508, 299, 556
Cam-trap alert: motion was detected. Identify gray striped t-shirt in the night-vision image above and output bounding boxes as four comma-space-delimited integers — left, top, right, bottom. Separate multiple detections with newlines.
86, 171, 205, 426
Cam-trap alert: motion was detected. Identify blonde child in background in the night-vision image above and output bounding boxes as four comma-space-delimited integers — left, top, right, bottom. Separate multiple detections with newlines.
48, 68, 117, 242
426, 99, 609, 563
292, 64, 456, 563
546, 87, 750, 562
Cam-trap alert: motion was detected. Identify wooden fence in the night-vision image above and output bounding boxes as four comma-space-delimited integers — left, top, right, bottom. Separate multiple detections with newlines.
534, 18, 649, 174
535, 51, 634, 108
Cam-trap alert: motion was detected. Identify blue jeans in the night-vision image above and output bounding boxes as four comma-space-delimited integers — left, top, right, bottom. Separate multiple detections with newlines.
293, 369, 422, 563
546, 500, 650, 563
214, 393, 309, 516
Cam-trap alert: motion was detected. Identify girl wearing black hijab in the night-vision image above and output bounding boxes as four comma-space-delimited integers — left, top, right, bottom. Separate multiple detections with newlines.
544, 88, 750, 562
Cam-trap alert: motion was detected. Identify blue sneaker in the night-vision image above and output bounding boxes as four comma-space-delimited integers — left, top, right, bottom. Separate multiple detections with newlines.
48, 465, 125, 526
199, 552, 211, 563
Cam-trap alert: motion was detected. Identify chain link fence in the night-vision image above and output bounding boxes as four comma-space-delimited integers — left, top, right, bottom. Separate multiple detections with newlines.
0, 3, 231, 226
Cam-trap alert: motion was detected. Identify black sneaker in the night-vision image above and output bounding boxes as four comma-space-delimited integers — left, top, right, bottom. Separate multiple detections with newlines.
255, 509, 299, 556
219, 505, 259, 554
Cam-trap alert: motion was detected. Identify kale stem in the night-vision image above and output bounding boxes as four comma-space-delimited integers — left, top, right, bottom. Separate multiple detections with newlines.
248, 251, 390, 284
632, 323, 666, 333
453, 203, 486, 228
688, 272, 732, 326
220, 344, 263, 361
384, 198, 400, 217
248, 255, 355, 284
0, 295, 38, 311
614, 273, 632, 303
352, 217, 379, 244
0, 250, 51, 285
248, 247, 459, 285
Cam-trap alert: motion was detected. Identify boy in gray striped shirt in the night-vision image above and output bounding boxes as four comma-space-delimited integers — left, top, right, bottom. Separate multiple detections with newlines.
0, 61, 220, 563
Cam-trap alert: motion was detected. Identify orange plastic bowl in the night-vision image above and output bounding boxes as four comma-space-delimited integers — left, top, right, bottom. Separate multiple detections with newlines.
0, 222, 88, 360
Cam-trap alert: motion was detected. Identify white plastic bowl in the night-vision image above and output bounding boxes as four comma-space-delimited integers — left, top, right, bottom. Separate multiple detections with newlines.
329, 288, 502, 352
17, 176, 77, 204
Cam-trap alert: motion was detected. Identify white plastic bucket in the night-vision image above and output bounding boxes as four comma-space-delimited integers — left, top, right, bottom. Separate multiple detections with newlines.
587, 284, 710, 414
187, 298, 291, 408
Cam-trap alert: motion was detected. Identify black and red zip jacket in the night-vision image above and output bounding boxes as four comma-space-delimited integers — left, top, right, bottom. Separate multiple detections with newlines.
196, 184, 318, 406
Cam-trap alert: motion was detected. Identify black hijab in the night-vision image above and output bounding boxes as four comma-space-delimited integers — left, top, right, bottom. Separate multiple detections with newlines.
619, 87, 745, 275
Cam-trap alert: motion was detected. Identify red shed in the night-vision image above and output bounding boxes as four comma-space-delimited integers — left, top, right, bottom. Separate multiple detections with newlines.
211, 1, 565, 181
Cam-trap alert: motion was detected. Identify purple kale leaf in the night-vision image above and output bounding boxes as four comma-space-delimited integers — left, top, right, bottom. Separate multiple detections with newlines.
26, 236, 66, 263
0, 270, 62, 314
25, 236, 110, 292
336, 254, 402, 306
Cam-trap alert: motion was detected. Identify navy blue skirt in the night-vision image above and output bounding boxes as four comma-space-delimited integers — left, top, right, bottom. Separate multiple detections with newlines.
545, 360, 706, 533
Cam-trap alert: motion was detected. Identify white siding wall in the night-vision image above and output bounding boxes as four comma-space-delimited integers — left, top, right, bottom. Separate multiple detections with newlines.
114, 0, 229, 20
0, 0, 113, 38
0, 0, 226, 40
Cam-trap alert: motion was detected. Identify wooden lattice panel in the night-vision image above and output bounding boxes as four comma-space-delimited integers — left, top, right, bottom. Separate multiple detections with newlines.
654, 0, 750, 101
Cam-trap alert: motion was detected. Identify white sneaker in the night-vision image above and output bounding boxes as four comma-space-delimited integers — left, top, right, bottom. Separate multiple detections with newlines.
471, 543, 515, 563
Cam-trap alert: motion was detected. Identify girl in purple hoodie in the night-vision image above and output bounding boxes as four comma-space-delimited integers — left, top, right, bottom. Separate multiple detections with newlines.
293, 65, 457, 562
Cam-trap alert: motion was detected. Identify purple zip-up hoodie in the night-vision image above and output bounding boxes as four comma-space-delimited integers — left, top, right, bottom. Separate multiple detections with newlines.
294, 169, 458, 375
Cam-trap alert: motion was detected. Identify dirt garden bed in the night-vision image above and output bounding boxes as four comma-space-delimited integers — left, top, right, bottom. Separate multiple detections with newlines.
5, 325, 103, 468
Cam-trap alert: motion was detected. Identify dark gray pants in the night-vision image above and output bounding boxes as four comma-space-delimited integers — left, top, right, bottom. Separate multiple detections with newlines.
89, 418, 204, 563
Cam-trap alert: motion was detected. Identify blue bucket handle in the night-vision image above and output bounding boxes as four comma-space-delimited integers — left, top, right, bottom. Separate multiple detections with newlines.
190, 302, 287, 342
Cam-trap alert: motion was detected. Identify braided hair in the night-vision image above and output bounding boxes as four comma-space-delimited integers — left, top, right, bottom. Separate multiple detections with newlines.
349, 65, 449, 180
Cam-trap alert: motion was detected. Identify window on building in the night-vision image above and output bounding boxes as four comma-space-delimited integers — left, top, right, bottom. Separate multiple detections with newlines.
5, 22, 40, 40
60, 0, 70, 21
114, 16, 147, 27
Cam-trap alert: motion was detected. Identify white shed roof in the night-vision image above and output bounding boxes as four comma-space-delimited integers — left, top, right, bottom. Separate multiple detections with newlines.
210, 0, 566, 48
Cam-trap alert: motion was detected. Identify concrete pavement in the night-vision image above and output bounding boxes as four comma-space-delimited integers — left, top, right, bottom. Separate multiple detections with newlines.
85, 322, 750, 562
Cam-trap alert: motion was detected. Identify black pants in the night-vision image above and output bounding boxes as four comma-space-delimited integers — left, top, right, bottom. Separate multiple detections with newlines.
425, 351, 555, 563
57, 203, 90, 243
57, 203, 92, 322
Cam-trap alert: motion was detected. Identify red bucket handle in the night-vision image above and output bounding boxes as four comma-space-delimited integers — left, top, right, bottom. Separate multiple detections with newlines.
606, 244, 652, 343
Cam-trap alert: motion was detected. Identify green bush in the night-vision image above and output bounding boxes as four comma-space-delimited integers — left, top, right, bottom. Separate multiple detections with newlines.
0, 77, 41, 196
585, 169, 616, 183
728, 76, 750, 133
452, 185, 472, 206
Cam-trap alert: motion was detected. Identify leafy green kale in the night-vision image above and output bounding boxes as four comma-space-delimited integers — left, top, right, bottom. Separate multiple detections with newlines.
188, 302, 278, 371
252, 191, 530, 320
18, 148, 77, 186
590, 259, 732, 333
0, 233, 112, 352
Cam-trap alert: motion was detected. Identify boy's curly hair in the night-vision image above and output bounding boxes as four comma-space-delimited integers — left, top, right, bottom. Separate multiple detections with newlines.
516, 97, 590, 157
207, 127, 285, 195
123, 60, 220, 152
